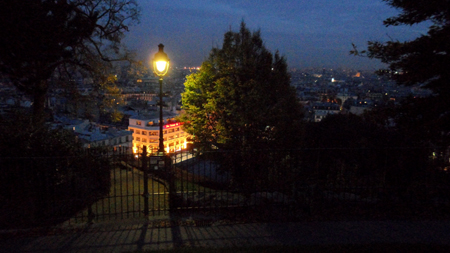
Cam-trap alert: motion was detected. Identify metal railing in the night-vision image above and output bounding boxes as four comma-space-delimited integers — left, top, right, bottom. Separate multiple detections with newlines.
1, 147, 450, 229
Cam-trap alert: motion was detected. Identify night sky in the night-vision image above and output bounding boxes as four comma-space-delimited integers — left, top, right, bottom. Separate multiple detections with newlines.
124, 0, 429, 70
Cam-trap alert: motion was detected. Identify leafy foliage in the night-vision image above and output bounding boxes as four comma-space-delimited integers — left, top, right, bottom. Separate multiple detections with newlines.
0, 111, 112, 228
99, 75, 125, 123
0, 0, 139, 125
350, 0, 450, 149
299, 114, 430, 190
180, 22, 303, 151
352, 0, 450, 96
179, 22, 304, 190
123, 60, 152, 82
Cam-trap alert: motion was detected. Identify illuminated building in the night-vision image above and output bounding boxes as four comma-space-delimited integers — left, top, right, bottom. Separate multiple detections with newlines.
128, 112, 191, 154
312, 102, 341, 122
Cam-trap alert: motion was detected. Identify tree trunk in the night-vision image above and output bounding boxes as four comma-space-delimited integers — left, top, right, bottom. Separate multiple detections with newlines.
32, 80, 48, 128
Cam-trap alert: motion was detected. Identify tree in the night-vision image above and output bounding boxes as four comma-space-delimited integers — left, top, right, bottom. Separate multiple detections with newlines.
350, 0, 450, 148
0, 111, 111, 228
297, 113, 432, 206
99, 75, 125, 123
180, 22, 303, 151
123, 60, 152, 84
0, 0, 139, 126
351, 0, 450, 95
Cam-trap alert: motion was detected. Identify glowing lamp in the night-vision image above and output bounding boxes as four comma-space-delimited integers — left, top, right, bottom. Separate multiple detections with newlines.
152, 44, 170, 77
151, 43, 170, 154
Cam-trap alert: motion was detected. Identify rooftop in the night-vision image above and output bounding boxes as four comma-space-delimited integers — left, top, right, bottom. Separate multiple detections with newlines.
129, 110, 178, 121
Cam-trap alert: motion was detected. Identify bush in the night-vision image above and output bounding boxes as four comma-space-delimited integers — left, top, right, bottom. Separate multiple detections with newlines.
0, 111, 111, 228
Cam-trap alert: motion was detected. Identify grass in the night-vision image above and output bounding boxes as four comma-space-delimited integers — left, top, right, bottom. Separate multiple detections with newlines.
69, 167, 170, 223
69, 165, 256, 226
68, 164, 249, 225
174, 179, 206, 192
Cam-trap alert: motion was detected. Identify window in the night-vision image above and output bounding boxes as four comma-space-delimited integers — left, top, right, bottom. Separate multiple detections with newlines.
142, 138, 147, 143
136, 130, 140, 134
175, 128, 180, 132
168, 129, 174, 133
142, 131, 147, 135
136, 121, 142, 126
163, 130, 167, 134
136, 137, 140, 141
150, 131, 157, 136
130, 129, 134, 133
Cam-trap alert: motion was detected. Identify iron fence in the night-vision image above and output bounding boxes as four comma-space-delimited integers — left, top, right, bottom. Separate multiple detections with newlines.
1, 147, 450, 229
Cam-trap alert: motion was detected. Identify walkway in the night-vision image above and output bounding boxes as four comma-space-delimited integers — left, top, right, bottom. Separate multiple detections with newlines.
2, 218, 450, 252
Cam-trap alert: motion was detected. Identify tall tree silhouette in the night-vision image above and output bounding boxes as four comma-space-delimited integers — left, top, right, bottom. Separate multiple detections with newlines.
180, 22, 303, 151
351, 0, 450, 96
351, 0, 450, 147
0, 0, 139, 126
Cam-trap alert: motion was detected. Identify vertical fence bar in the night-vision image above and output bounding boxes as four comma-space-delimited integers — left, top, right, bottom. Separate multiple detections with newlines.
175, 151, 181, 213
100, 150, 105, 221
119, 149, 123, 219
168, 155, 176, 215
108, 154, 117, 219
136, 151, 141, 217
124, 148, 129, 218
142, 146, 149, 216
151, 164, 155, 216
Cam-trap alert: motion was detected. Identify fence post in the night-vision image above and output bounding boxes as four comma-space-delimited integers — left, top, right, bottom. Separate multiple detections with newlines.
87, 205, 95, 224
167, 155, 176, 212
142, 146, 149, 216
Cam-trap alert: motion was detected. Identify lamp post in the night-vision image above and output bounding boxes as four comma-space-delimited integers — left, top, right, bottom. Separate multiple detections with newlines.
152, 44, 170, 155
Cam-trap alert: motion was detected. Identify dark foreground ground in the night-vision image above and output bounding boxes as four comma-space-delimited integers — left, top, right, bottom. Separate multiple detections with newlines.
1, 217, 450, 253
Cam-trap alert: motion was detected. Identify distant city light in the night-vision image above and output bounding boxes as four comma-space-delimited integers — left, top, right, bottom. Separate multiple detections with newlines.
183, 66, 201, 70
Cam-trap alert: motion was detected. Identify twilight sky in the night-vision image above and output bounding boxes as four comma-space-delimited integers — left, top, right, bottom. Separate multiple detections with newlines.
123, 0, 429, 71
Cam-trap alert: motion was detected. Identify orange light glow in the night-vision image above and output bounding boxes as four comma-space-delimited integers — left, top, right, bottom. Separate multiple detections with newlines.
163, 122, 182, 129
165, 144, 170, 154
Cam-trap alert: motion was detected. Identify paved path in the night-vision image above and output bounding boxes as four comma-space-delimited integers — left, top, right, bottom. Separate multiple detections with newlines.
2, 219, 450, 252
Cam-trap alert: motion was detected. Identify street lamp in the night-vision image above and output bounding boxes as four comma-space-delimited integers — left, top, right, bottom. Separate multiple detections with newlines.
152, 44, 170, 155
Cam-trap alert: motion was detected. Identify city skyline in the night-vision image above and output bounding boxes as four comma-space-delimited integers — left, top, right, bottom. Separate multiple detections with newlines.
124, 0, 429, 71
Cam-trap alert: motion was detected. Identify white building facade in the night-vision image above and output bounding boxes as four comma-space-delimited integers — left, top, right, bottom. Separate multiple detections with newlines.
128, 112, 191, 154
